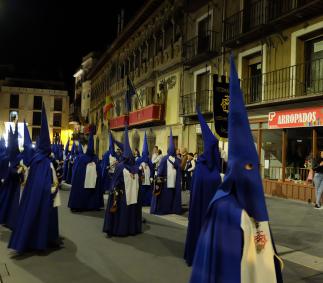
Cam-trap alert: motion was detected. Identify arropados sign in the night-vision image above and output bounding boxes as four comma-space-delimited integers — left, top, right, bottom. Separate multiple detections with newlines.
213, 74, 229, 140
268, 107, 323, 129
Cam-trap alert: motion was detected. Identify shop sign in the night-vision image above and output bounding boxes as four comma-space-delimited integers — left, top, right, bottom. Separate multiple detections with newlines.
268, 107, 323, 129
213, 74, 229, 139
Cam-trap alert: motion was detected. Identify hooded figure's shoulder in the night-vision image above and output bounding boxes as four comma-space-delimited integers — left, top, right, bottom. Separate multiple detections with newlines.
209, 193, 243, 226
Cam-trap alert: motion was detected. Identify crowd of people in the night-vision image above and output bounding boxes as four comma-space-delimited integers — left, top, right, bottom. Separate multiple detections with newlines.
0, 58, 283, 282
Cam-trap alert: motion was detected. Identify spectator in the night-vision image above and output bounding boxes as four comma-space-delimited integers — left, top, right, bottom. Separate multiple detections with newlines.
193, 152, 198, 162
134, 148, 140, 161
313, 150, 323, 209
176, 148, 182, 159
183, 152, 195, 191
152, 149, 163, 176
181, 148, 188, 191
151, 146, 158, 163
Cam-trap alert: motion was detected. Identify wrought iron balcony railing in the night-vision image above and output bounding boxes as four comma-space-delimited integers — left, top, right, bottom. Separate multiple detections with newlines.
183, 30, 221, 66
242, 58, 323, 105
180, 90, 213, 116
224, 0, 323, 45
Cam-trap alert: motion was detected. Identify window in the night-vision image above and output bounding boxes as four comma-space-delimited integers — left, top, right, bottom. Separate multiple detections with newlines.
33, 96, 42, 110
305, 37, 323, 93
197, 134, 203, 154
9, 110, 18, 122
317, 127, 323, 155
53, 113, 62, 127
10, 94, 19, 108
33, 112, 42, 126
286, 128, 312, 181
197, 14, 212, 53
54, 98, 63, 111
241, 54, 262, 104
32, 127, 41, 142
261, 130, 282, 180
132, 131, 140, 151
147, 129, 156, 156
196, 71, 210, 112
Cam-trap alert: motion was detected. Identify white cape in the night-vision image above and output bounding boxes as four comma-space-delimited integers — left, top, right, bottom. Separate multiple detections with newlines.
123, 168, 139, 205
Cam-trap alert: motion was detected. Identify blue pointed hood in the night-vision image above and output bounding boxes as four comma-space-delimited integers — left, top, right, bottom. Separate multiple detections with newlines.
86, 132, 95, 156
142, 132, 149, 157
0, 137, 5, 153
197, 108, 221, 170
78, 141, 83, 155
220, 55, 268, 221
23, 120, 32, 148
64, 138, 70, 156
8, 123, 20, 163
113, 135, 124, 151
7, 125, 13, 153
71, 142, 76, 156
122, 127, 134, 160
37, 103, 51, 156
108, 131, 116, 156
0, 137, 6, 158
167, 128, 176, 156
35, 136, 40, 149
23, 120, 35, 165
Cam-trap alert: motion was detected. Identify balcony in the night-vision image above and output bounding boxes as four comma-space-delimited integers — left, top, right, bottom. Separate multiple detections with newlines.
180, 90, 213, 116
241, 58, 323, 106
224, 0, 323, 47
69, 103, 81, 124
129, 104, 165, 127
109, 115, 128, 130
183, 30, 221, 67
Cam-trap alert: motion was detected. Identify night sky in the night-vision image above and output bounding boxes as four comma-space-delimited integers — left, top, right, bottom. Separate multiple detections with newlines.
0, 0, 146, 94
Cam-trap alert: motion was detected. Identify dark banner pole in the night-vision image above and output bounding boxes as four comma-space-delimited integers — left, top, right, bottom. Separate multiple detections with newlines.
213, 74, 229, 140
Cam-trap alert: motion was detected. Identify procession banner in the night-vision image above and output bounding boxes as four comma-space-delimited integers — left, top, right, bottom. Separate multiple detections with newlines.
213, 74, 229, 140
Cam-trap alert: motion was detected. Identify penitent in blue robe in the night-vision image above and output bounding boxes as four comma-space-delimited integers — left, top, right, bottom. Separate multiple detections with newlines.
0, 161, 22, 230
101, 151, 116, 193
184, 108, 222, 266
103, 163, 142, 236
8, 152, 60, 253
184, 157, 222, 266
0, 153, 9, 188
190, 55, 283, 283
0, 126, 22, 230
150, 155, 182, 215
68, 154, 104, 211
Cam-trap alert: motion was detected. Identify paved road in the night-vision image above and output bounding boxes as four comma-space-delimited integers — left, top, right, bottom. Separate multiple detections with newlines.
0, 191, 323, 283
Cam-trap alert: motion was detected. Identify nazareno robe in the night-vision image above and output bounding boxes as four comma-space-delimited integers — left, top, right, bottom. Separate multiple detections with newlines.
62, 152, 70, 181
150, 155, 182, 215
8, 152, 60, 253
103, 162, 142, 236
189, 192, 283, 283
184, 155, 222, 266
66, 154, 75, 184
0, 158, 23, 230
68, 154, 104, 211
0, 153, 9, 187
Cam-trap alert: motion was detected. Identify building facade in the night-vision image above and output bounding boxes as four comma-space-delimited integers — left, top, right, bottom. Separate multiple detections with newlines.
86, 0, 323, 202
0, 78, 70, 145
88, 0, 185, 157
223, 0, 323, 201
71, 52, 97, 130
